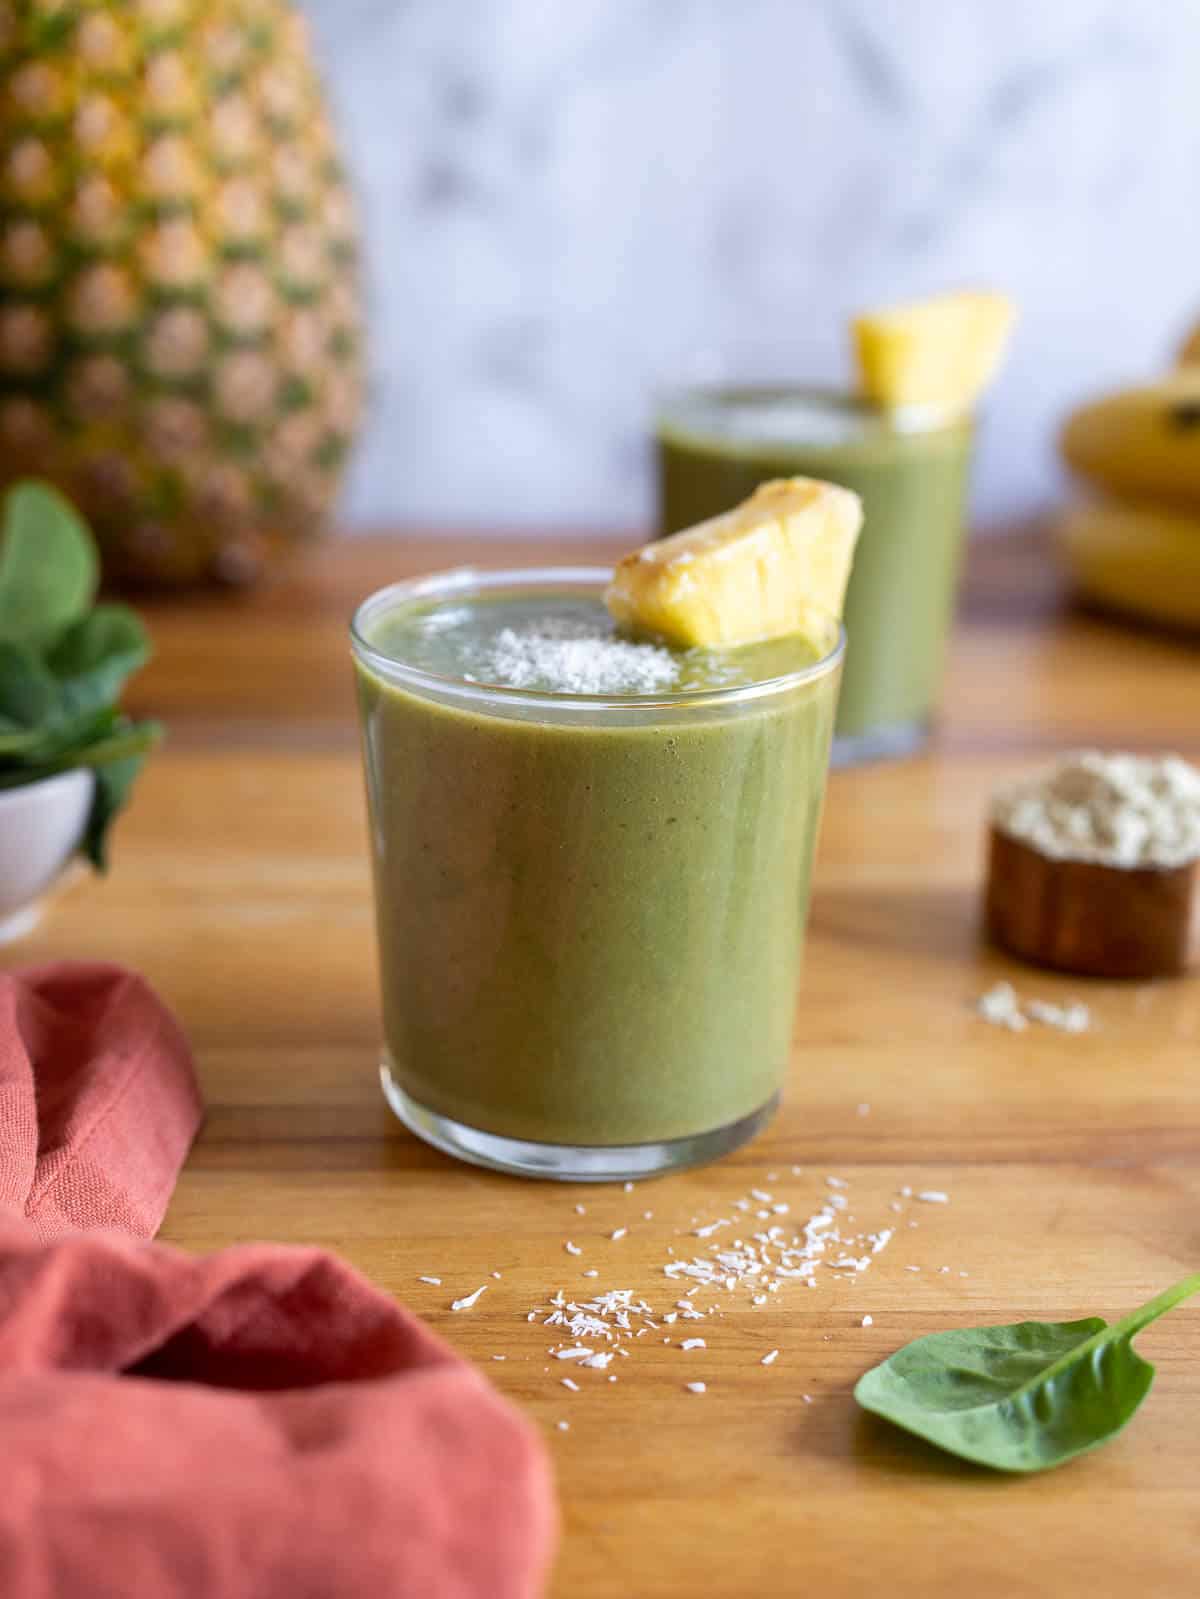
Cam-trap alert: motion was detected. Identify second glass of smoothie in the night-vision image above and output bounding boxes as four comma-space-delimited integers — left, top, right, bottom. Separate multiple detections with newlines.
351, 567, 842, 1181
657, 386, 973, 763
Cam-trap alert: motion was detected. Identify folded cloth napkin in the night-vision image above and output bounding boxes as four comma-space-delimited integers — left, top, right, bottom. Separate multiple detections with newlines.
0, 963, 556, 1599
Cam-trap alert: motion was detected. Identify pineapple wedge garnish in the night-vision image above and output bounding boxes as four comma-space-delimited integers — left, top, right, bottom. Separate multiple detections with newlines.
852, 289, 1016, 417
606, 477, 862, 651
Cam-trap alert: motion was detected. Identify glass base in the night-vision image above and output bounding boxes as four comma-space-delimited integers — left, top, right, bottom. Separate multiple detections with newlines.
380, 1063, 780, 1182
832, 717, 929, 768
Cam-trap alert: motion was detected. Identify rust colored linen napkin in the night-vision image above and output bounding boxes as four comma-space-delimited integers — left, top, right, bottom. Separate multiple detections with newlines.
0, 962, 555, 1598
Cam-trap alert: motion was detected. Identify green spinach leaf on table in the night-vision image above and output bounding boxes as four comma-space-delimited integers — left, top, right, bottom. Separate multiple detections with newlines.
854, 1271, 1200, 1472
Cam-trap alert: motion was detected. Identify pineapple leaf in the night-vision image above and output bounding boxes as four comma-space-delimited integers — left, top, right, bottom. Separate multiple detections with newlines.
0, 482, 98, 651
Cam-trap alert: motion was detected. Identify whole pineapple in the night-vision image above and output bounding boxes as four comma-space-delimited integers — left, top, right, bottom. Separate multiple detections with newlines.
0, 0, 363, 587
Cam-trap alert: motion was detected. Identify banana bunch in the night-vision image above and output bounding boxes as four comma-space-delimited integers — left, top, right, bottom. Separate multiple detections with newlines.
1056, 323, 1200, 628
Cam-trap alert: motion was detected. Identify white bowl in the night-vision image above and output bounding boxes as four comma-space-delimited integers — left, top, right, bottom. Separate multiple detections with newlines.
0, 769, 93, 943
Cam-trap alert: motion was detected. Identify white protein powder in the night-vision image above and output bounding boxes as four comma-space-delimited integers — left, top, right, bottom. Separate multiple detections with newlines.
991, 750, 1200, 869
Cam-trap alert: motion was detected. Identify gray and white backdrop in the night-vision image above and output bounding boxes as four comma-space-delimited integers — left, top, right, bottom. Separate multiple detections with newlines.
302, 0, 1200, 532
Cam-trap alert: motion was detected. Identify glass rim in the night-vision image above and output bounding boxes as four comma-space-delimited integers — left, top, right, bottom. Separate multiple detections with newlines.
349, 565, 845, 713
654, 379, 970, 439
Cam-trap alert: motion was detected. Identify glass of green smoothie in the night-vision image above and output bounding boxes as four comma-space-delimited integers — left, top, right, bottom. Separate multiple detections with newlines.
656, 386, 973, 763
351, 566, 843, 1181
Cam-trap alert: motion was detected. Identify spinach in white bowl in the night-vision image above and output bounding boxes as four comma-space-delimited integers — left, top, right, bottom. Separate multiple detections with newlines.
0, 480, 160, 869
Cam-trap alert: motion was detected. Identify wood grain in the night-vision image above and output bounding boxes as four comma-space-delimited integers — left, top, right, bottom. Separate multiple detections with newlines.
8, 527, 1200, 1598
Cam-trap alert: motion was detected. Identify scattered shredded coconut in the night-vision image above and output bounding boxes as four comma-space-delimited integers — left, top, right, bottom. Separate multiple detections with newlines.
1026, 997, 1092, 1034
917, 1191, 949, 1205
564, 1241, 582, 1256
451, 1285, 487, 1311
693, 1219, 728, 1239
686, 1382, 707, 1394
978, 981, 1030, 1031
861, 1315, 874, 1327
491, 1354, 506, 1361
610, 1228, 628, 1241
561, 1377, 579, 1392
574, 1204, 586, 1215
761, 1349, 780, 1366
623, 1182, 635, 1193
992, 750, 1200, 868
418, 1275, 442, 1285
977, 980, 1091, 1034
522, 1169, 955, 1394
556, 1420, 569, 1432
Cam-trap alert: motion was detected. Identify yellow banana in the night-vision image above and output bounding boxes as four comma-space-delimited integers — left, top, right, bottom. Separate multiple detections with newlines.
1055, 495, 1200, 630
1177, 320, 1200, 367
1059, 377, 1200, 511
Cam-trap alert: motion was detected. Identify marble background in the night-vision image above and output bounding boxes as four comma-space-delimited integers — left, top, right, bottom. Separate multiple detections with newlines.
301, 0, 1200, 531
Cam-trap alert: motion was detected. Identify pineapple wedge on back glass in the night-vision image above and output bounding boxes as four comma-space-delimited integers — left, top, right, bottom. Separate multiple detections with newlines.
0, 0, 364, 587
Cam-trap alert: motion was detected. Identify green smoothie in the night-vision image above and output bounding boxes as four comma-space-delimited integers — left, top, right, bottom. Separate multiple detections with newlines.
657, 387, 972, 759
351, 569, 841, 1178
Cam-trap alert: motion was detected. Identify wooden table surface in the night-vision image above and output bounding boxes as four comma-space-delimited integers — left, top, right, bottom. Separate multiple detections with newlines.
13, 530, 1200, 1597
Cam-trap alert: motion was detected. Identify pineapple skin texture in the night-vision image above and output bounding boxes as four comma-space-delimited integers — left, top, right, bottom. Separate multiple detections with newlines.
0, 0, 364, 587
606, 477, 862, 651
852, 290, 1015, 416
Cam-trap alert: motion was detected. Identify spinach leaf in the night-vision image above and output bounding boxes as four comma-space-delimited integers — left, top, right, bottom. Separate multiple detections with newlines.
0, 640, 62, 750
47, 604, 151, 717
0, 481, 97, 649
0, 719, 160, 785
81, 734, 160, 870
854, 1271, 1200, 1472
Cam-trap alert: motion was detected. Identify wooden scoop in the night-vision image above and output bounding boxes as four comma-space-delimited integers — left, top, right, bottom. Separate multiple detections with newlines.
986, 826, 1200, 979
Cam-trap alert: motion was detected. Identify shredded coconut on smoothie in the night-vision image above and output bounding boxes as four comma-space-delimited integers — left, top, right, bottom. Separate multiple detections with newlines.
471, 618, 681, 695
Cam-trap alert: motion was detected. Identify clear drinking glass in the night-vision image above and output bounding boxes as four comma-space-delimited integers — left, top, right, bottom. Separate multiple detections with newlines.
656, 384, 975, 764
351, 567, 843, 1181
